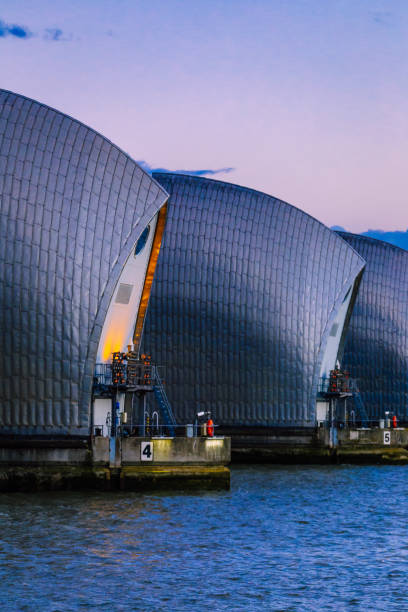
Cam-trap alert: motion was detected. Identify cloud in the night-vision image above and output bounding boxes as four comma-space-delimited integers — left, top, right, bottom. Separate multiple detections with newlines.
361, 229, 408, 251
0, 19, 69, 41
371, 11, 393, 26
138, 160, 235, 177
0, 19, 32, 39
44, 28, 64, 41
334, 226, 408, 251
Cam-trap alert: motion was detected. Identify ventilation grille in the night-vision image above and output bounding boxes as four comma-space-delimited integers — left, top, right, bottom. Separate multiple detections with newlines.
330, 323, 339, 337
115, 283, 133, 304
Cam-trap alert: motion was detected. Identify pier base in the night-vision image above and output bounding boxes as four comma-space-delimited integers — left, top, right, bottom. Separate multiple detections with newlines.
227, 426, 408, 465
0, 436, 231, 492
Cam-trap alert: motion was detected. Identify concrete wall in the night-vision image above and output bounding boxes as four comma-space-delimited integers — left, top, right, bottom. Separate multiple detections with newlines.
121, 437, 230, 466
92, 437, 110, 465
0, 436, 230, 467
0, 447, 90, 465
0, 436, 231, 491
337, 428, 408, 447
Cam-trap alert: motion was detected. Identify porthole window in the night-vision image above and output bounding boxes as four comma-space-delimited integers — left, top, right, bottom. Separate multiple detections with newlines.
134, 226, 150, 256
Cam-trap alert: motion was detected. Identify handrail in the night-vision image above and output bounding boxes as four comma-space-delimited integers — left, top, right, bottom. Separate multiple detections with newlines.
93, 361, 177, 436
92, 423, 218, 438
152, 365, 176, 426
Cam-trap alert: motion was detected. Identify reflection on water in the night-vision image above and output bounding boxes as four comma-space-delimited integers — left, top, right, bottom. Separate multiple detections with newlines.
1, 465, 408, 611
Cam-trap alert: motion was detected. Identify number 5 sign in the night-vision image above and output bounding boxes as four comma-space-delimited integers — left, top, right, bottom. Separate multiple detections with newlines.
141, 441, 153, 461
383, 431, 391, 445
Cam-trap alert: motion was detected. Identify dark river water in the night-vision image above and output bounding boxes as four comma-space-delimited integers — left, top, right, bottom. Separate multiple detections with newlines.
0, 465, 407, 611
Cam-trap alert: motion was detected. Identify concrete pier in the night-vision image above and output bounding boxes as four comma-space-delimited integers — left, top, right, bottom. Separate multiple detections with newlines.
333, 427, 408, 464
229, 427, 408, 464
0, 436, 231, 492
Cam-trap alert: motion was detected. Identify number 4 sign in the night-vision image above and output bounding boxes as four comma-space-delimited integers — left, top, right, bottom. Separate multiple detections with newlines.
141, 441, 153, 461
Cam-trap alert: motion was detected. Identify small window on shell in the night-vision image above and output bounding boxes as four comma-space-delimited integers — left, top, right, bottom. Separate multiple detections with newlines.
134, 226, 150, 256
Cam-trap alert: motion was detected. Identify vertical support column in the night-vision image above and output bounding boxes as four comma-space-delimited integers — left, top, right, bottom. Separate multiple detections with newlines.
110, 393, 122, 436
329, 398, 338, 448
110, 394, 121, 467
140, 393, 146, 436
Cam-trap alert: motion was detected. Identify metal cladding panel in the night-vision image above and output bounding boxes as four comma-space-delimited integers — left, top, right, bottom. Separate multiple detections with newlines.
0, 90, 168, 435
143, 174, 365, 427
338, 232, 408, 422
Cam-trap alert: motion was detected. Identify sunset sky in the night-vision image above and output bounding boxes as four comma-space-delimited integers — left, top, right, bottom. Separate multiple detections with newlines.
1, 0, 407, 234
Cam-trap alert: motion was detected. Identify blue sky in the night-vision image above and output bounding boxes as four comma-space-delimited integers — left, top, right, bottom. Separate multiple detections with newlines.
1, 0, 407, 234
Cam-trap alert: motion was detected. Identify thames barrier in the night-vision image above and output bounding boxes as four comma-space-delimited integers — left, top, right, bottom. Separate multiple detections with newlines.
1, 89, 408, 492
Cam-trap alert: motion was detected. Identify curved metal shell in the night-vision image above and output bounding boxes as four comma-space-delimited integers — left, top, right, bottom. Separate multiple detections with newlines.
0, 90, 168, 435
144, 174, 365, 427
339, 232, 408, 422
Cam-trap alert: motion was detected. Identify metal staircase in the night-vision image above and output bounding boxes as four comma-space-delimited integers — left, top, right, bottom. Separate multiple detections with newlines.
349, 379, 369, 427
152, 367, 176, 436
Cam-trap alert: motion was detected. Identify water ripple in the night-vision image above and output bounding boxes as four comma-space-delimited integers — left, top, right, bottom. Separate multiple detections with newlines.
0, 465, 407, 610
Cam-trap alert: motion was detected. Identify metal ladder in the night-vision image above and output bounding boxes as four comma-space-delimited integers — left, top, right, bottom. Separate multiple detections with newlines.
152, 367, 176, 436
